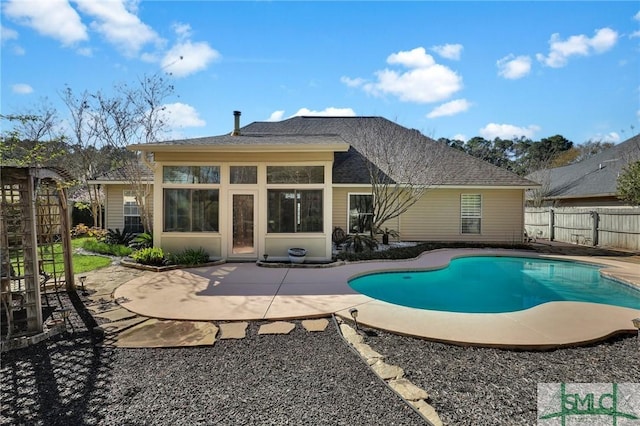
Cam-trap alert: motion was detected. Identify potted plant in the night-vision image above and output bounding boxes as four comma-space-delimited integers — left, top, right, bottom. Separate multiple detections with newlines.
287, 247, 307, 264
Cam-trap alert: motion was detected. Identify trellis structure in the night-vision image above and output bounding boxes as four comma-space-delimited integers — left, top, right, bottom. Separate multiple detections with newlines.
1, 166, 74, 339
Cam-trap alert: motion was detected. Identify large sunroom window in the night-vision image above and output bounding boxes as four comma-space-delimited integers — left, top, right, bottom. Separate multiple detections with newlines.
163, 189, 219, 232
461, 194, 481, 234
267, 190, 323, 233
348, 194, 373, 234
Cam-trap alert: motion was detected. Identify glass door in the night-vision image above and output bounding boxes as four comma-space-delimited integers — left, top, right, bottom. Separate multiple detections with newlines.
231, 192, 256, 256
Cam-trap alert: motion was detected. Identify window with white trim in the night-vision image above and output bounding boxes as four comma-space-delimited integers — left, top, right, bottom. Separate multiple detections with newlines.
123, 190, 144, 233
348, 194, 373, 234
461, 194, 481, 234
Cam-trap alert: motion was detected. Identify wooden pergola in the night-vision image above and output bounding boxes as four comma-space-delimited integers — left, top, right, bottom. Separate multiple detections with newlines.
1, 166, 74, 339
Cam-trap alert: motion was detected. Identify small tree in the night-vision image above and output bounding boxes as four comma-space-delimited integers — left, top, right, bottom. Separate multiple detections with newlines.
617, 160, 640, 206
84, 74, 174, 232
348, 118, 451, 236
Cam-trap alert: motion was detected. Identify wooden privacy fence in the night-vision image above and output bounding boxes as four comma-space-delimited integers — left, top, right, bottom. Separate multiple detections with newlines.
525, 207, 640, 251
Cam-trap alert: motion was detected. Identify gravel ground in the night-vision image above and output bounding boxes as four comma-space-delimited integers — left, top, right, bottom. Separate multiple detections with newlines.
363, 327, 640, 426
1, 294, 423, 425
3, 289, 639, 425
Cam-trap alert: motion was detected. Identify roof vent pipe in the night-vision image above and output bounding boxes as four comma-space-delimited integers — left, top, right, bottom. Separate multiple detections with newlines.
232, 111, 241, 136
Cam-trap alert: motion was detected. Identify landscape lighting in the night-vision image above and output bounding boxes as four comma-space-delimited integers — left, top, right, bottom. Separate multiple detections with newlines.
349, 308, 359, 331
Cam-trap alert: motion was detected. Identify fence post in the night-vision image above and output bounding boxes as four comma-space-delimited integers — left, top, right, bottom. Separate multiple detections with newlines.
590, 211, 599, 247
549, 208, 555, 241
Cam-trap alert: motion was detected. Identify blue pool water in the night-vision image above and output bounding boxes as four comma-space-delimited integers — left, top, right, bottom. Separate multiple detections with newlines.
348, 256, 640, 313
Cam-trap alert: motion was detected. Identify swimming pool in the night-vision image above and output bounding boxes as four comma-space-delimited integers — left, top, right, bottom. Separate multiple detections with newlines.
348, 256, 640, 313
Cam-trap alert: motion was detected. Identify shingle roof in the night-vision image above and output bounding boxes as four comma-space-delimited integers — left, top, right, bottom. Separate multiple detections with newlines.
131, 133, 347, 148
242, 116, 536, 186
89, 164, 153, 183
527, 135, 640, 199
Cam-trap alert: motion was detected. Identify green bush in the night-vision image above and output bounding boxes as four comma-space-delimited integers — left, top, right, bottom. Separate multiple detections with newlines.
130, 232, 153, 250
169, 247, 210, 266
82, 239, 133, 257
343, 233, 378, 253
104, 228, 136, 246
334, 241, 532, 262
131, 247, 166, 266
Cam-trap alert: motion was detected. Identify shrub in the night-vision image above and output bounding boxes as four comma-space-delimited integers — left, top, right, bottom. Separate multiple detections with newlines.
82, 239, 133, 257
88, 227, 108, 240
73, 224, 108, 240
131, 247, 166, 266
343, 233, 378, 253
130, 232, 153, 250
168, 247, 210, 266
104, 228, 136, 246
331, 227, 347, 246
71, 223, 90, 237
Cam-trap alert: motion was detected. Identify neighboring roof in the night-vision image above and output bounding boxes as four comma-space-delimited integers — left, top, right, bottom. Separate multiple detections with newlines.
89, 164, 153, 184
243, 116, 537, 187
527, 134, 640, 199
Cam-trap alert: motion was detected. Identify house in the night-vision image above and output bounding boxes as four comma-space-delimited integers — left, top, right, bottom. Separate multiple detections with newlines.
526, 134, 640, 207
95, 113, 537, 262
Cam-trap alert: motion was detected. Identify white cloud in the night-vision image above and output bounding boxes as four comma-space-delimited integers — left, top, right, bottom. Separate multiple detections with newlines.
631, 30, 640, 39
267, 110, 285, 121
497, 54, 532, 79
344, 47, 462, 104
479, 123, 540, 140
160, 103, 205, 128
76, 47, 92, 56
536, 27, 618, 68
292, 107, 356, 117
74, 0, 160, 56
452, 133, 467, 142
172, 22, 192, 41
426, 99, 471, 118
634, 11, 640, 21
4, 0, 87, 46
161, 41, 220, 77
430, 43, 463, 60
340, 76, 365, 88
1, 25, 18, 43
591, 132, 620, 143
12, 83, 33, 94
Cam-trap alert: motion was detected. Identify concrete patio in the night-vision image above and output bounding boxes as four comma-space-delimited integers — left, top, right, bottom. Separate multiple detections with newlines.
110, 248, 640, 348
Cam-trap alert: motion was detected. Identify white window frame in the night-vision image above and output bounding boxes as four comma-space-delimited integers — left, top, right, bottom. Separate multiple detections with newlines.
347, 192, 373, 234
123, 190, 143, 232
461, 194, 482, 234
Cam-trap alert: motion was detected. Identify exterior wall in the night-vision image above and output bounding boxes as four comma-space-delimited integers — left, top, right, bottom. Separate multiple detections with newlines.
153, 152, 335, 261
104, 184, 154, 231
401, 188, 525, 243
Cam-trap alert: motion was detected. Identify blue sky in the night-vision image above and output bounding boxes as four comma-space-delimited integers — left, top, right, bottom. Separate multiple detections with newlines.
2, 1, 639, 145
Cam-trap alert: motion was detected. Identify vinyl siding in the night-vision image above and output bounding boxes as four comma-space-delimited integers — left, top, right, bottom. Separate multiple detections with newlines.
104, 184, 154, 231
401, 188, 524, 242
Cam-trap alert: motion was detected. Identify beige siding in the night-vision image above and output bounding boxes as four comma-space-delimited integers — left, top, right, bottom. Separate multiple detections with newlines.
104, 184, 154, 231
402, 188, 524, 242
162, 235, 222, 258
105, 185, 124, 230
264, 235, 327, 261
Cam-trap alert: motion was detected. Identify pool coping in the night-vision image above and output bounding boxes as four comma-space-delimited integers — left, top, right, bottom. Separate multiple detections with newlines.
113, 248, 640, 349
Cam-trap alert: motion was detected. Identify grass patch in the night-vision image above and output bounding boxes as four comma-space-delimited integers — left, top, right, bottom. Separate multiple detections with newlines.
82, 239, 133, 257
